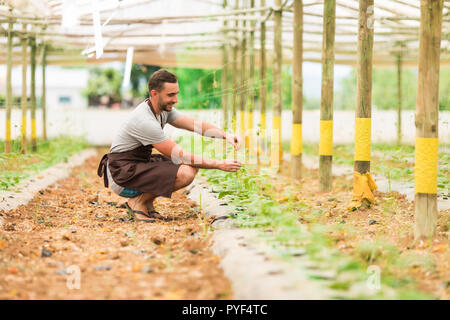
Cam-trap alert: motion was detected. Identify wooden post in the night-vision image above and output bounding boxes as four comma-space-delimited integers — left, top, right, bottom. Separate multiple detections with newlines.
349, 0, 376, 210
21, 24, 28, 153
247, 0, 255, 163
30, 37, 37, 152
232, 0, 239, 135
270, 0, 282, 169
258, 0, 266, 165
5, 16, 13, 154
222, 0, 229, 157
239, 0, 247, 143
319, 0, 336, 190
230, 0, 239, 161
355, 0, 373, 175
222, 0, 229, 130
414, 0, 443, 239
396, 49, 402, 145
291, 0, 303, 180
41, 43, 47, 141
256, 0, 267, 166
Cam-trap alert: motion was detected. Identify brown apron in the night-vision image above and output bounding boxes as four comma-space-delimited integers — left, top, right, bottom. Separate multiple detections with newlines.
97, 145, 181, 198
98, 99, 181, 198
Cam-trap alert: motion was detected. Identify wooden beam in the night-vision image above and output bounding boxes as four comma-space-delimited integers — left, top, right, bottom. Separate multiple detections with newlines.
414, 0, 443, 240
319, 0, 336, 191
374, 2, 412, 18
0, 6, 273, 25
394, 0, 420, 10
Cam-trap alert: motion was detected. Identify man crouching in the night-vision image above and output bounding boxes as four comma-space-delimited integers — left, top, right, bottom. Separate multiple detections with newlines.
98, 69, 242, 222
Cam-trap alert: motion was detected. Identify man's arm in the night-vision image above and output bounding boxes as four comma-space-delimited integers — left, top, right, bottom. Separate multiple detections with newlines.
170, 114, 241, 150
153, 138, 241, 172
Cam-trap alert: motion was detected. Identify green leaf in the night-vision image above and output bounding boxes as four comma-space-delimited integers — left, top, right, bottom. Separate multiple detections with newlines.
218, 191, 232, 199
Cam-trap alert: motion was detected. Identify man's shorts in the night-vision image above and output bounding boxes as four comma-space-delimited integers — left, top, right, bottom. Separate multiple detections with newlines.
107, 164, 143, 198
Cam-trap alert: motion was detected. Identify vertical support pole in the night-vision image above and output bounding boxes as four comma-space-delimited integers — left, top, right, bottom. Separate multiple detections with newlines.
232, 0, 239, 134
232, 0, 239, 159
5, 16, 13, 154
414, 0, 443, 239
258, 0, 266, 165
222, 0, 229, 157
240, 0, 247, 143
349, 0, 377, 210
222, 0, 229, 131
247, 0, 255, 163
41, 43, 47, 141
291, 0, 303, 180
396, 49, 402, 145
319, 0, 336, 190
232, 45, 238, 133
30, 37, 37, 152
21, 24, 28, 154
270, 0, 282, 169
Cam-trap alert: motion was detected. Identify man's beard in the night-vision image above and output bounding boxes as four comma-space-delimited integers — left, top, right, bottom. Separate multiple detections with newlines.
158, 98, 173, 112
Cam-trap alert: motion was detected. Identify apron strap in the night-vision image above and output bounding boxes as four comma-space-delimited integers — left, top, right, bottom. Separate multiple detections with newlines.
97, 153, 109, 188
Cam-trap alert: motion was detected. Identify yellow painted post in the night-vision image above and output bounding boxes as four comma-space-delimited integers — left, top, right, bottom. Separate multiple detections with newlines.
21, 24, 28, 153
291, 0, 303, 180
41, 43, 47, 141
247, 0, 255, 163
349, 0, 377, 211
270, 0, 282, 169
239, 0, 247, 145
258, 0, 266, 165
5, 17, 13, 154
231, 0, 239, 160
232, 42, 238, 134
414, 0, 443, 239
396, 49, 402, 145
30, 37, 37, 152
222, 0, 229, 157
319, 0, 336, 191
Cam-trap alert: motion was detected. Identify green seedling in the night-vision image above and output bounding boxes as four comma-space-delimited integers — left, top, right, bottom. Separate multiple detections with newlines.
192, 136, 438, 299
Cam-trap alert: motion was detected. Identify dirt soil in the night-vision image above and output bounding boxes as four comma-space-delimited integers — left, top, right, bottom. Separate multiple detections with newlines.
272, 160, 449, 300
0, 149, 231, 300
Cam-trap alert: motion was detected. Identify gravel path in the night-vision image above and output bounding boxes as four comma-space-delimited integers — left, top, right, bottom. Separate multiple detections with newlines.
0, 149, 231, 299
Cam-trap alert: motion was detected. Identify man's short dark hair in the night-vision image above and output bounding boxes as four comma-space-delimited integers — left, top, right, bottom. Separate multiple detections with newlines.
148, 69, 178, 92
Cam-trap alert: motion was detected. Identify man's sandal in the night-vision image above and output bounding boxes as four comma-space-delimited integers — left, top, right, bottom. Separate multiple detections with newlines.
147, 210, 173, 222
125, 202, 156, 223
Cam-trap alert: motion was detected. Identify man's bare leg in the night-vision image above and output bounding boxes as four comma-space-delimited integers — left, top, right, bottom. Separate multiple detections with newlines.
173, 165, 199, 190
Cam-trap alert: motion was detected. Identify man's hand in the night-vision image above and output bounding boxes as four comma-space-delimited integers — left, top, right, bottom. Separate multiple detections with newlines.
216, 159, 242, 172
225, 133, 241, 150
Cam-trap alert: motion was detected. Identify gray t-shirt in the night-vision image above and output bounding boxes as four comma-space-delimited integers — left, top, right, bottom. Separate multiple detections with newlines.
107, 99, 182, 194
110, 99, 182, 153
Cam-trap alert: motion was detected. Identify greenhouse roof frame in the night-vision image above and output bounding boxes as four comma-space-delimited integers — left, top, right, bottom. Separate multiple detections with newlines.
0, 0, 449, 68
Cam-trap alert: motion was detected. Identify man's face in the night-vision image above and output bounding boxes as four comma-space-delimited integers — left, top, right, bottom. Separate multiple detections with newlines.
153, 82, 179, 112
